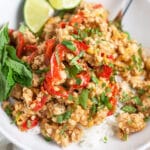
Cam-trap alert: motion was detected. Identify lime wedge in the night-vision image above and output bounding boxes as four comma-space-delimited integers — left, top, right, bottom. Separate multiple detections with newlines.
49, 0, 81, 10
24, 0, 54, 33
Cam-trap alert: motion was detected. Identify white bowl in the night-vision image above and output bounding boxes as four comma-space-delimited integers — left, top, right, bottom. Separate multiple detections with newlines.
0, 0, 150, 150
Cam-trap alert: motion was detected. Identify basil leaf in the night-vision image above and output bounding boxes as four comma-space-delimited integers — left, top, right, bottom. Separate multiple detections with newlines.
5, 68, 15, 98
0, 24, 9, 49
0, 72, 6, 101
62, 40, 76, 51
121, 105, 137, 113
79, 89, 89, 109
6, 58, 32, 87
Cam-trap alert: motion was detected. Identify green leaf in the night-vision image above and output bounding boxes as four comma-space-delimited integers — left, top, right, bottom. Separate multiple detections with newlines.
44, 136, 52, 142
0, 71, 6, 101
6, 58, 32, 87
68, 94, 73, 101
5, 68, 15, 98
70, 51, 84, 65
121, 105, 137, 113
68, 65, 81, 77
132, 96, 142, 105
56, 110, 72, 124
91, 73, 99, 84
76, 78, 82, 85
62, 40, 76, 51
0, 24, 9, 50
19, 23, 27, 33
4, 105, 12, 116
79, 89, 89, 109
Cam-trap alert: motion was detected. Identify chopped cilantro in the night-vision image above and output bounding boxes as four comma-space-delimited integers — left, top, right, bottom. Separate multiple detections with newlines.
4, 105, 12, 116
132, 55, 143, 71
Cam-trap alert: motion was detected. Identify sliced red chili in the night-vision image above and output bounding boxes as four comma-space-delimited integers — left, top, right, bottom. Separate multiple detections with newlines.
33, 96, 47, 112
21, 118, 38, 131
74, 41, 89, 51
45, 39, 56, 65
99, 65, 113, 79
16, 32, 24, 58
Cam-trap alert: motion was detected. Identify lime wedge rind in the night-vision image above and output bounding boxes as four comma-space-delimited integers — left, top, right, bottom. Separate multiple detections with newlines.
49, 0, 81, 10
24, 0, 54, 33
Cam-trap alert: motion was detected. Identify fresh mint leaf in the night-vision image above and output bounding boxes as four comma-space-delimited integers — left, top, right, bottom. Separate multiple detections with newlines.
6, 58, 32, 87
0, 24, 9, 49
0, 72, 6, 101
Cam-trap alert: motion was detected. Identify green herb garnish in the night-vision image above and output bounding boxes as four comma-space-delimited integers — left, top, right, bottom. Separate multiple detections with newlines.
103, 136, 108, 143
121, 105, 137, 113
132, 96, 142, 105
79, 89, 89, 109
62, 40, 76, 51
57, 110, 72, 124
91, 73, 99, 84
0, 25, 32, 101
44, 136, 52, 142
76, 78, 82, 85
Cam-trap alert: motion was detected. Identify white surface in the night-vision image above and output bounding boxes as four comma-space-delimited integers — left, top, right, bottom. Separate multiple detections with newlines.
0, 0, 150, 150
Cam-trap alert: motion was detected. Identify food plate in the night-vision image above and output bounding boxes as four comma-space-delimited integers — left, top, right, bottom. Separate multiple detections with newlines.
0, 0, 150, 150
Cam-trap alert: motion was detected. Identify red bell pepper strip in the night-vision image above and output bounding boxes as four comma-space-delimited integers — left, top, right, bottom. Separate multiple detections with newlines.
107, 97, 117, 116
24, 44, 37, 52
69, 12, 84, 25
72, 72, 90, 89
32, 96, 47, 112
93, 4, 103, 9
16, 32, 25, 58
45, 39, 56, 65
111, 83, 119, 96
74, 41, 89, 52
21, 118, 38, 131
98, 65, 113, 79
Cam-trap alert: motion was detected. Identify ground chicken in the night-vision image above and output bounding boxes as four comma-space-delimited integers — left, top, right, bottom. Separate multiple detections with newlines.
117, 113, 146, 140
